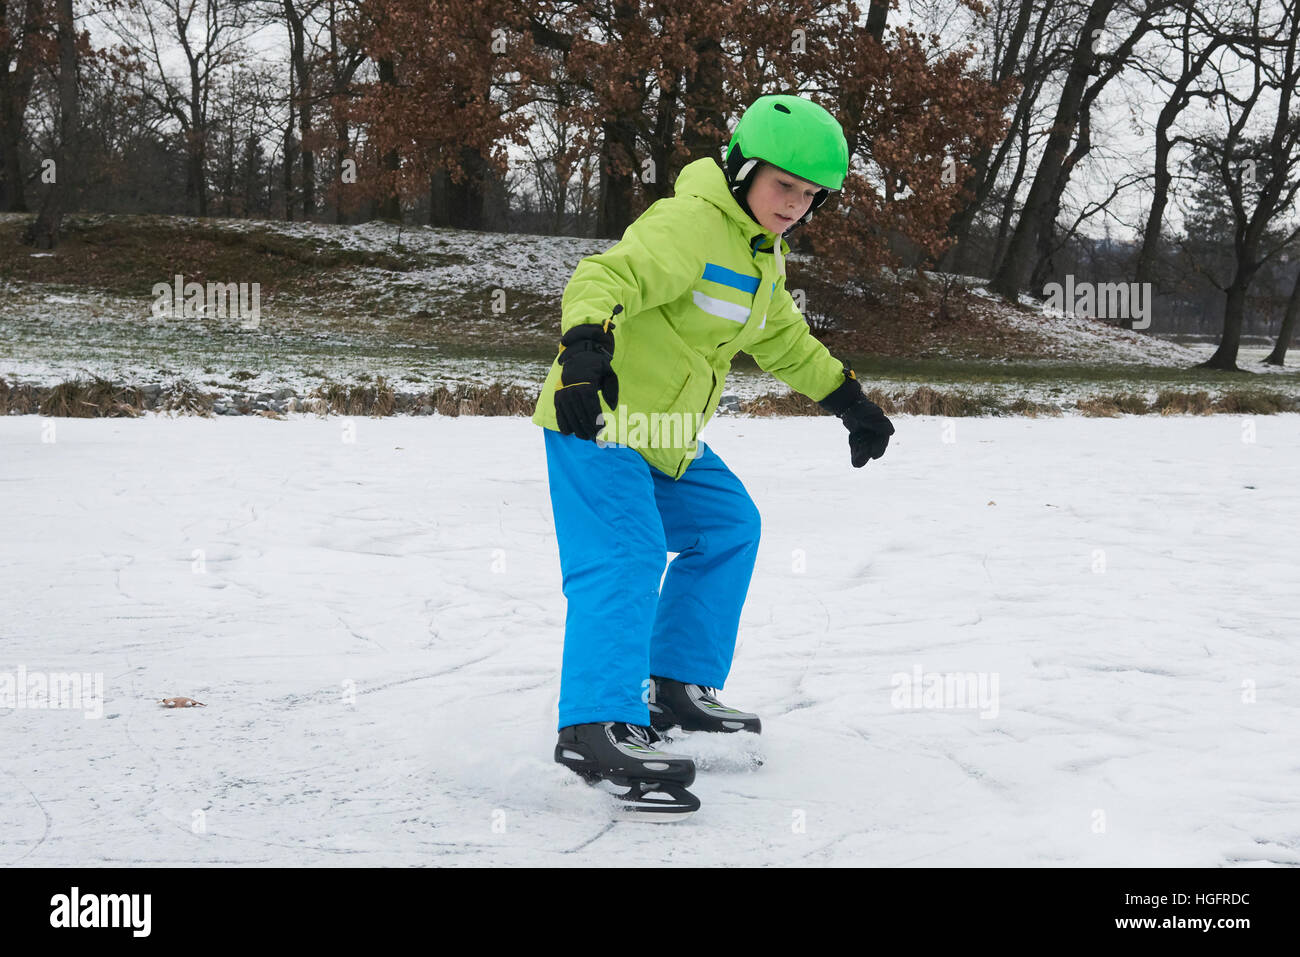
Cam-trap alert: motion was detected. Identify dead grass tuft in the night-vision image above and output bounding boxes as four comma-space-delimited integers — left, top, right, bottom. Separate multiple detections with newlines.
423, 382, 537, 416
38, 375, 141, 417
160, 379, 214, 415
1077, 392, 1151, 416
312, 376, 396, 416
1213, 390, 1296, 414
1155, 389, 1214, 415
1007, 396, 1063, 417
0, 377, 40, 415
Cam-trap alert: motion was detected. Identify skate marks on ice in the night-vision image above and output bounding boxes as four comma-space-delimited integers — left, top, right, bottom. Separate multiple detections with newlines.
0, 765, 53, 864
5, 416, 1300, 864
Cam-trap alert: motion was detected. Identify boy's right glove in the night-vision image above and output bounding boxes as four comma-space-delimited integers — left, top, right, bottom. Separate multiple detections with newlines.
554, 320, 619, 441
817, 366, 894, 468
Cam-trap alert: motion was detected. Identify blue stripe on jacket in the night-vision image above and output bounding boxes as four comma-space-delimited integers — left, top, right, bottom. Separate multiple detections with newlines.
701, 262, 761, 294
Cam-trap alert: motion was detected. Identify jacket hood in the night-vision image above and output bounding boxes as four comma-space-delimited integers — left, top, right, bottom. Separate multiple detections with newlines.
673, 157, 786, 252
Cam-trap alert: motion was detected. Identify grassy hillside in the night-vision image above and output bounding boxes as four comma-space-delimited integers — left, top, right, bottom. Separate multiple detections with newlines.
2, 212, 1296, 416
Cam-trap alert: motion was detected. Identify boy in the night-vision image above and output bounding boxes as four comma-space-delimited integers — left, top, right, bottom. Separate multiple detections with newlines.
532, 94, 894, 815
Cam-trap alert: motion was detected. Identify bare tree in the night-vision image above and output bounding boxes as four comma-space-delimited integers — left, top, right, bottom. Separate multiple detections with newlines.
23, 0, 76, 247
1130, 1, 1241, 308
208, 59, 284, 216
1026, 0, 1177, 295
1186, 0, 1300, 370
105, 0, 254, 217
0, 0, 53, 212
989, 0, 1192, 300
521, 69, 589, 234
939, 0, 1075, 277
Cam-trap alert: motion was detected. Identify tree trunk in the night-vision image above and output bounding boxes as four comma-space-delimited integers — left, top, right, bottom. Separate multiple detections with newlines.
938, 146, 991, 275
865, 0, 889, 42
221, 120, 235, 216
647, 70, 679, 203
596, 1, 639, 238
283, 123, 296, 221
298, 104, 314, 219
598, 116, 637, 238
1132, 123, 1172, 293
1263, 266, 1300, 365
376, 56, 401, 221
578, 157, 594, 236
553, 172, 568, 235
188, 54, 208, 217
683, 37, 722, 164
0, 99, 26, 211
242, 135, 261, 217
447, 147, 486, 229
192, 147, 209, 217
0, 0, 41, 212
1201, 275, 1251, 371
286, 1, 313, 218
24, 0, 77, 248
335, 119, 349, 224
988, 110, 1033, 280
429, 167, 450, 226
301, 113, 315, 217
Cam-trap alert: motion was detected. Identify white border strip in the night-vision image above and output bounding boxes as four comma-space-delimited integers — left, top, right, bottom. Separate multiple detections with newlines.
693, 291, 750, 324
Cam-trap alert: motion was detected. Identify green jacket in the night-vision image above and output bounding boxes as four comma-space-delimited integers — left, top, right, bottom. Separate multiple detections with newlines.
531, 156, 847, 479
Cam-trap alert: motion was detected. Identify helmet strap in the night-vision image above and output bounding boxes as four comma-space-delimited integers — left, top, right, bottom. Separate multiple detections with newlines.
732, 158, 759, 188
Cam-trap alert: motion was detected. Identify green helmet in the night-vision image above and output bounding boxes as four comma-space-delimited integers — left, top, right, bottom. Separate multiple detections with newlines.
726, 94, 849, 191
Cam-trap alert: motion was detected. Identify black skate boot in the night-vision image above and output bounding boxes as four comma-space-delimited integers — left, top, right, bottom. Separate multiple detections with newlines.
647, 676, 762, 735
554, 722, 700, 819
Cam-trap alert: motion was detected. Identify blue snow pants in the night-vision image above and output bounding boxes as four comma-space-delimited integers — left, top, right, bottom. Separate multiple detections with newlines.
543, 428, 761, 730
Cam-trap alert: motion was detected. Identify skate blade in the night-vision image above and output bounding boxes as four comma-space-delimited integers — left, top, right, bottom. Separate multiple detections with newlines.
593, 779, 700, 821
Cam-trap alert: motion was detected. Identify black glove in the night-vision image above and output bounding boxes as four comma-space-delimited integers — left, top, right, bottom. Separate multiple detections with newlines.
818, 366, 894, 468
554, 312, 620, 441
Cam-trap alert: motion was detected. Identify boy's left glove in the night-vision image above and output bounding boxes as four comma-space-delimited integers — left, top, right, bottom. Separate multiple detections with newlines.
818, 367, 894, 468
554, 321, 618, 441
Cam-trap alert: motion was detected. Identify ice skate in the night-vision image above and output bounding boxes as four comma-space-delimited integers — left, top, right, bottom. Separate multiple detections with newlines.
554, 721, 700, 819
647, 676, 762, 735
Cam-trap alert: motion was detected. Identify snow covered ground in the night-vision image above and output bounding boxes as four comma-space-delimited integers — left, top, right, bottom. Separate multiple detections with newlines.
2, 412, 1298, 866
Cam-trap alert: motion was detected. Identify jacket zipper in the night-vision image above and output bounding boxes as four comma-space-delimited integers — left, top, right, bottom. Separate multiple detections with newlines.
700, 244, 766, 429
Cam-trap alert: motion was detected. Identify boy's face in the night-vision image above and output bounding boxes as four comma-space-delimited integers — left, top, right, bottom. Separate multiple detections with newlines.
746, 163, 821, 236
